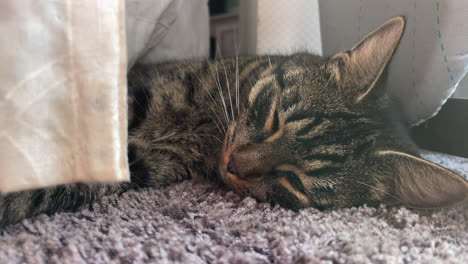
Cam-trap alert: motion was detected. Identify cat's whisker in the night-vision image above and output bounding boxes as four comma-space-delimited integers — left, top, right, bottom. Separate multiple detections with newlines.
212, 134, 223, 143
355, 181, 405, 205
216, 46, 235, 122
208, 59, 231, 126
199, 96, 226, 133
214, 68, 230, 125
212, 111, 227, 132
193, 69, 228, 131
210, 115, 226, 134
192, 71, 217, 106
214, 65, 231, 125
234, 36, 240, 119
208, 114, 222, 132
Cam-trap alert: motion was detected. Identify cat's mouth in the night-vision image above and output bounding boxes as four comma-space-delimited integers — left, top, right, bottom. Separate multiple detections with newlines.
219, 128, 245, 194
219, 122, 256, 196
219, 150, 267, 199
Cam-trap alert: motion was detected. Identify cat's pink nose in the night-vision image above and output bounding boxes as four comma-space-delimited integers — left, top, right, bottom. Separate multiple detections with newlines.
227, 149, 272, 178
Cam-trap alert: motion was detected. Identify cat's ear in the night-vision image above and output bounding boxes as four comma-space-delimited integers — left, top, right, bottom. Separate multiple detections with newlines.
329, 17, 405, 103
377, 150, 468, 208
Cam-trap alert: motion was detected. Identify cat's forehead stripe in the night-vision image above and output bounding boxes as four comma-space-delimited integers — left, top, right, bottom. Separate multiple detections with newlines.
248, 75, 277, 105
239, 58, 270, 83
263, 99, 278, 133
296, 119, 332, 139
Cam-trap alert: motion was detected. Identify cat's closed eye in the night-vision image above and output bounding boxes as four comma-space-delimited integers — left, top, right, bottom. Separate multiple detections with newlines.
252, 108, 280, 142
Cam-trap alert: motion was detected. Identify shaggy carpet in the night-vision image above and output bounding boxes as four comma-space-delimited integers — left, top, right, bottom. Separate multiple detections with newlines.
0, 151, 467, 263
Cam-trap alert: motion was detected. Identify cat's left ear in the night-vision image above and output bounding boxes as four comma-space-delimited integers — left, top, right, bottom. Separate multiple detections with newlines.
377, 150, 468, 209
329, 17, 405, 102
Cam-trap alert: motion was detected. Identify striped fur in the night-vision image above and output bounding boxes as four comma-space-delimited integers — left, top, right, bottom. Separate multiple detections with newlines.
1, 17, 467, 227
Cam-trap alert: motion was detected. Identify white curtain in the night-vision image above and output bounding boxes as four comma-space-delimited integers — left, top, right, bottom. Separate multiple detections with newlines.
0, 0, 129, 192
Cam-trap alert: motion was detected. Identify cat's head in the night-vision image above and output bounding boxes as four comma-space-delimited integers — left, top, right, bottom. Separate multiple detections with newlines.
219, 17, 468, 210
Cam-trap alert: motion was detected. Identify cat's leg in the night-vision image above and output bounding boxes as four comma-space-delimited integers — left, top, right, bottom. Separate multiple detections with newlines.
0, 183, 131, 227
129, 148, 190, 188
0, 139, 214, 227
127, 136, 213, 187
0, 148, 190, 227
0, 148, 187, 228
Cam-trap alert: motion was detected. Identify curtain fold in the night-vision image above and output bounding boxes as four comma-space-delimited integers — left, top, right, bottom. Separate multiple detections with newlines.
0, 0, 129, 192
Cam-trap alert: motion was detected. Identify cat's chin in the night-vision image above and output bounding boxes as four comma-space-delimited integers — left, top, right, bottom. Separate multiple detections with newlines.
220, 170, 248, 195
219, 152, 252, 197
219, 158, 271, 201
218, 147, 259, 197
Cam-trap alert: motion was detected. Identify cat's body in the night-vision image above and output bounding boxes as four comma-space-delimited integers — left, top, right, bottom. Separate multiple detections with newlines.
1, 17, 467, 227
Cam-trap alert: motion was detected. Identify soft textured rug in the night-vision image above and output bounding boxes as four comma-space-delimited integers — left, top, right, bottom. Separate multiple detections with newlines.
0, 151, 467, 264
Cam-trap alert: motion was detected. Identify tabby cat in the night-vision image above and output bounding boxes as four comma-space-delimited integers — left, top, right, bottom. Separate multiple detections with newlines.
1, 17, 467, 227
